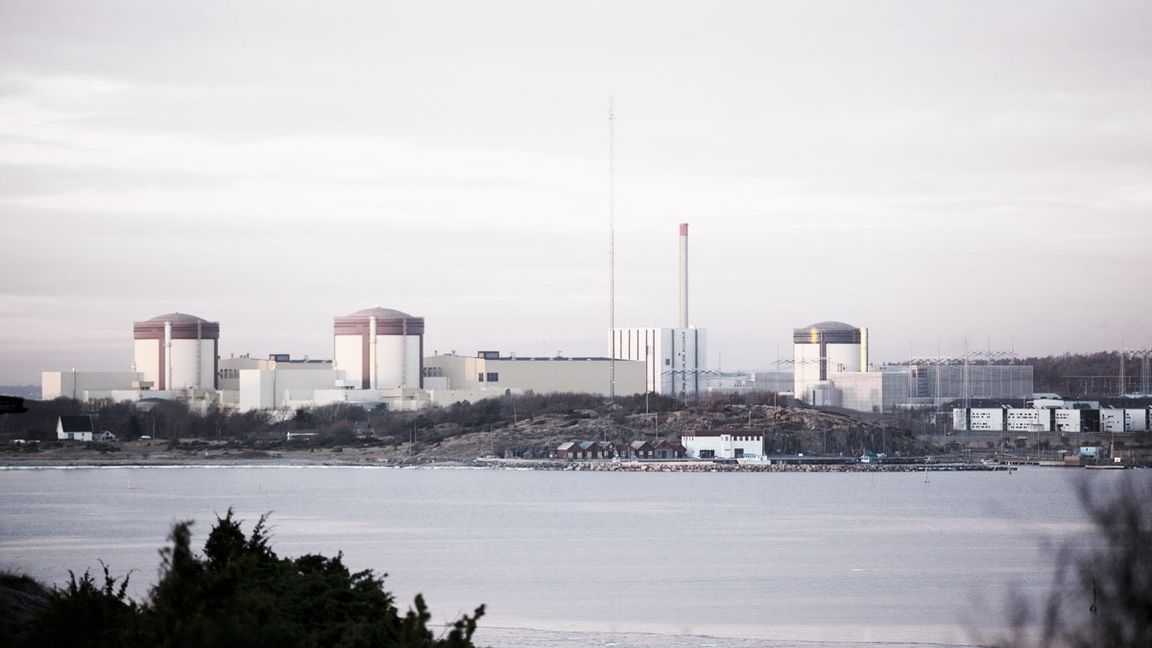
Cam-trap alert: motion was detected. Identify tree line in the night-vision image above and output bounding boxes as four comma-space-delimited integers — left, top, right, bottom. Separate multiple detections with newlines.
2, 511, 483, 647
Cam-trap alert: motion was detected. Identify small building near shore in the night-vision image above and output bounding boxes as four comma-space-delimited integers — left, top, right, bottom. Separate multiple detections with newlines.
554, 439, 680, 461
57, 415, 95, 442
682, 429, 764, 460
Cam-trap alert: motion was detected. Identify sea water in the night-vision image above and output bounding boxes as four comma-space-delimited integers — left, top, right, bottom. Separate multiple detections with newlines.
0, 465, 1141, 646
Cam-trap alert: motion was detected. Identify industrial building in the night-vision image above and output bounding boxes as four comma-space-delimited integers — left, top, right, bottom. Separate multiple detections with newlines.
682, 429, 764, 460
612, 224, 708, 399
953, 400, 1152, 433
42, 312, 221, 404
904, 363, 1034, 406
333, 307, 424, 390
133, 313, 219, 391
612, 327, 706, 397
424, 351, 646, 397
787, 319, 1035, 413
793, 321, 869, 404
41, 304, 657, 412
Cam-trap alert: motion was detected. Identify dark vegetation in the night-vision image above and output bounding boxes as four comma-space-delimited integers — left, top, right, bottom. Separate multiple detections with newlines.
2, 511, 483, 648
983, 478, 1152, 648
1022, 351, 1149, 396
0, 391, 731, 446
0, 390, 950, 458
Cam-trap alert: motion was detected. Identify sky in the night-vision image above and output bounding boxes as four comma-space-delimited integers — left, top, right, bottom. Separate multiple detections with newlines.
1, 0, 1150, 384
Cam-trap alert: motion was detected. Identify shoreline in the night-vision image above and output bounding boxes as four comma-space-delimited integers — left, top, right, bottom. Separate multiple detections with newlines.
0, 454, 1014, 473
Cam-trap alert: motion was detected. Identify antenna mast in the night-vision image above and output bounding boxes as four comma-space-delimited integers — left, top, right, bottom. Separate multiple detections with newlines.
608, 96, 617, 401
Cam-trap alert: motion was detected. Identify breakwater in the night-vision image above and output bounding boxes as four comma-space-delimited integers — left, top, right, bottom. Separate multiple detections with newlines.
475, 458, 1010, 473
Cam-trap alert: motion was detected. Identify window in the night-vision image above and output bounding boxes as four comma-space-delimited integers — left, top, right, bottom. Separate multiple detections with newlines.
478, 373, 485, 382
700, 449, 715, 459
486, 372, 499, 382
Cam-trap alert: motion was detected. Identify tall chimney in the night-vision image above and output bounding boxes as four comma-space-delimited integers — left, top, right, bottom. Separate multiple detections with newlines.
678, 223, 689, 328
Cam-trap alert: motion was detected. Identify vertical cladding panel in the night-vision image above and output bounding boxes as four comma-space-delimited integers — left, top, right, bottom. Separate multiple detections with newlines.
239, 369, 274, 412
793, 343, 822, 402
825, 343, 861, 375
168, 340, 201, 390
952, 408, 967, 431
134, 339, 161, 388
199, 342, 217, 390
1124, 409, 1148, 432
333, 335, 364, 387
406, 336, 422, 388
41, 372, 63, 400
374, 335, 423, 389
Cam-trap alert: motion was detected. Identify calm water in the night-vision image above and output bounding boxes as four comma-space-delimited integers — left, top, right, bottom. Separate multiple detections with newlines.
0, 465, 1143, 647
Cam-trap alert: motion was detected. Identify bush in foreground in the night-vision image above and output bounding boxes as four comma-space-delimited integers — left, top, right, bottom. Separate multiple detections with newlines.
985, 478, 1152, 648
20, 510, 483, 647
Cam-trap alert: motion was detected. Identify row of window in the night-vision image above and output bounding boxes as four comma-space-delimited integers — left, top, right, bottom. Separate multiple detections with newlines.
477, 372, 499, 383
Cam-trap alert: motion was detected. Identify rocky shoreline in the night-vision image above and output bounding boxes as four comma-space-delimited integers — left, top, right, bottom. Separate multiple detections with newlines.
0, 454, 1011, 473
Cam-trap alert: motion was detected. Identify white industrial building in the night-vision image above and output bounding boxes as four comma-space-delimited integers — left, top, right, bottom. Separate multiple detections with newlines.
333, 307, 424, 390
953, 401, 1151, 433
424, 351, 646, 397
682, 429, 764, 460
793, 321, 868, 405
611, 223, 708, 399
612, 327, 707, 398
217, 354, 333, 391
133, 313, 219, 391
42, 371, 145, 401
787, 321, 1034, 413
42, 312, 220, 403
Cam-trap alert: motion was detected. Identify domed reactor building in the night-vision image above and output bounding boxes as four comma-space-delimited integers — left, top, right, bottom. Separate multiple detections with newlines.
793, 320, 869, 404
333, 307, 424, 390
132, 313, 220, 390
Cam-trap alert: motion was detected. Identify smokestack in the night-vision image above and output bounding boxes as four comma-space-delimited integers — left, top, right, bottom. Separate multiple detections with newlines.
678, 223, 689, 328
860, 326, 869, 372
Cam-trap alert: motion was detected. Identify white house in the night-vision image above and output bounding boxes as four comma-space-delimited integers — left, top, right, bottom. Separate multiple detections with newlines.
57, 415, 95, 442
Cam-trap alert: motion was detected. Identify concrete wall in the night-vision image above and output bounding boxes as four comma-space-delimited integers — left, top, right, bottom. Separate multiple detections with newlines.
1101, 409, 1125, 433
795, 342, 861, 405
1125, 409, 1149, 432
374, 334, 421, 389
41, 371, 142, 401
833, 372, 884, 412
334, 334, 421, 389
1055, 409, 1081, 432
239, 369, 342, 411
425, 354, 646, 396
682, 432, 763, 459
134, 339, 161, 387
169, 338, 216, 390
333, 334, 364, 387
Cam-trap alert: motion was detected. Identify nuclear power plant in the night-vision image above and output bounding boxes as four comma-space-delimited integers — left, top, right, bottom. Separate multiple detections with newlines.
39, 221, 1039, 414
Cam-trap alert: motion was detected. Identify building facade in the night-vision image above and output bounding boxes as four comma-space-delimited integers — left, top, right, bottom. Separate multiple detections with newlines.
612, 327, 707, 398
333, 307, 423, 390
132, 313, 219, 390
424, 352, 646, 397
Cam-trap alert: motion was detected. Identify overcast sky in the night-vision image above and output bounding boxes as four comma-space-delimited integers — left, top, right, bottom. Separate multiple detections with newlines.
1, 0, 1150, 384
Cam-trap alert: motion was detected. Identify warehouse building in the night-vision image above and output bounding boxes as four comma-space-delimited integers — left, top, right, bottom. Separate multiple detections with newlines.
424, 351, 647, 397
